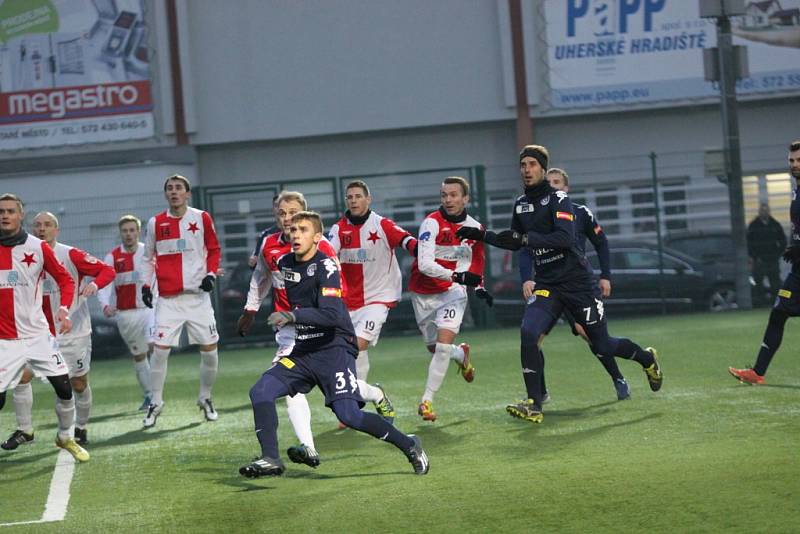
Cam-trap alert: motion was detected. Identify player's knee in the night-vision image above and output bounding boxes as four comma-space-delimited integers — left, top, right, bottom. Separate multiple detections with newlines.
331, 399, 364, 429
48, 374, 73, 400
590, 337, 618, 358
769, 308, 790, 326
71, 376, 87, 393
249, 374, 284, 405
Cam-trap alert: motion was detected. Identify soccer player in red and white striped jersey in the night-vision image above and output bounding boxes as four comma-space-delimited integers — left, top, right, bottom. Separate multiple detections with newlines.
0, 194, 88, 461
4, 210, 115, 448
140, 175, 222, 428
409, 177, 491, 422
98, 215, 155, 410
328, 180, 416, 408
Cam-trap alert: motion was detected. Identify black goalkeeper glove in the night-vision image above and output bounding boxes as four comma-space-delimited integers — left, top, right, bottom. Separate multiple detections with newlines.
200, 275, 216, 292
782, 245, 800, 265
452, 271, 482, 287
475, 287, 494, 307
268, 311, 296, 327
141, 286, 153, 309
455, 226, 486, 241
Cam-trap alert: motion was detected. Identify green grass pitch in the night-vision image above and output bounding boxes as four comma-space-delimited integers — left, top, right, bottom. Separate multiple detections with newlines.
1, 309, 798, 533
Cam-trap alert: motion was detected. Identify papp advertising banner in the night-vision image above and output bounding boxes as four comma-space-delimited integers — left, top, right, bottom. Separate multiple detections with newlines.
0, 0, 153, 149
546, 0, 800, 108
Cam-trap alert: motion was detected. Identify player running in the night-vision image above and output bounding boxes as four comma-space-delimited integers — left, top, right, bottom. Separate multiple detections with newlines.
0, 194, 88, 462
409, 176, 491, 422
98, 215, 156, 410
2, 211, 115, 448
521, 168, 630, 401
327, 180, 417, 418
729, 140, 800, 384
457, 145, 662, 424
239, 211, 428, 477
140, 175, 222, 428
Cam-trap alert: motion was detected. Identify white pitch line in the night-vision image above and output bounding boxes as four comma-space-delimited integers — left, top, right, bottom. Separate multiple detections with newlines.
0, 449, 75, 527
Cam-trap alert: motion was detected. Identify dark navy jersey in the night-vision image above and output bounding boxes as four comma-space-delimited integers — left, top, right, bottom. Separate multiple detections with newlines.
791, 185, 800, 275
519, 202, 611, 283
510, 185, 591, 288
278, 249, 358, 357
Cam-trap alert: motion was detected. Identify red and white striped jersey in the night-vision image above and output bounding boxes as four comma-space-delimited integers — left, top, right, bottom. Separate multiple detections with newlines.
98, 242, 153, 311
245, 232, 340, 313
141, 207, 221, 297
0, 235, 74, 340
409, 208, 485, 295
328, 211, 416, 310
42, 242, 115, 339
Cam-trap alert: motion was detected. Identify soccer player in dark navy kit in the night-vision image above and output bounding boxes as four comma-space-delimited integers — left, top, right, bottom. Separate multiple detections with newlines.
239, 211, 429, 477
520, 167, 631, 402
458, 145, 662, 423
729, 140, 800, 384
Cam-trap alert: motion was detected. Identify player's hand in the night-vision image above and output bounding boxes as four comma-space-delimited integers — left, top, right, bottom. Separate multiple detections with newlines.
522, 280, 535, 300
452, 271, 482, 287
475, 287, 494, 307
248, 256, 257, 268
237, 310, 256, 337
103, 305, 117, 318
200, 275, 215, 292
599, 278, 612, 298
782, 245, 800, 265
493, 230, 526, 250
57, 306, 72, 335
80, 282, 98, 298
456, 226, 485, 241
268, 311, 295, 327
142, 285, 153, 308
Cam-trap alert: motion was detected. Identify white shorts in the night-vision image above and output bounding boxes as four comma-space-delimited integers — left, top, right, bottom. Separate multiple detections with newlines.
58, 334, 92, 378
154, 292, 219, 347
0, 334, 67, 392
349, 304, 390, 346
117, 308, 155, 355
274, 325, 295, 360
411, 285, 468, 345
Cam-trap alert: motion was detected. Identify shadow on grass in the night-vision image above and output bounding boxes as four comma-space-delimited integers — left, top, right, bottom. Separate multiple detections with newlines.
216, 403, 251, 415
90, 422, 203, 449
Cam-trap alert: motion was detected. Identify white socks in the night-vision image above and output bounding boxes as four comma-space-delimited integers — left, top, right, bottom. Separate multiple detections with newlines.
75, 386, 92, 428
357, 380, 383, 403
55, 397, 75, 442
423, 343, 454, 402
356, 350, 370, 382
285, 393, 315, 453
13, 382, 33, 434
134, 358, 152, 396
149, 346, 171, 406
199, 349, 219, 401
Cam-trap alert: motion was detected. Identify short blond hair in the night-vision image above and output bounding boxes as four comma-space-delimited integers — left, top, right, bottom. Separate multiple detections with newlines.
277, 191, 308, 210
0, 193, 24, 213
118, 214, 142, 230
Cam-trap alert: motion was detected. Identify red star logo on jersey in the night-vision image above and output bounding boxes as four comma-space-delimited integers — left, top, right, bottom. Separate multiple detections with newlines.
158, 332, 165, 339
21, 253, 36, 267
367, 231, 380, 244
187, 222, 199, 234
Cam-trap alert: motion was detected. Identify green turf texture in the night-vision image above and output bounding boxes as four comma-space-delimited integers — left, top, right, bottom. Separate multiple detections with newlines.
1, 309, 798, 533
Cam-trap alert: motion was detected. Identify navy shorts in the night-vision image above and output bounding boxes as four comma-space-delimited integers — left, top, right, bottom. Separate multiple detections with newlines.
529, 283, 607, 333
773, 272, 800, 317
266, 346, 364, 407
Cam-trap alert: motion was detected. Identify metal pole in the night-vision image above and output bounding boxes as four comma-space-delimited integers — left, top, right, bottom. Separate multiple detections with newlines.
716, 14, 753, 310
650, 152, 667, 315
475, 165, 494, 328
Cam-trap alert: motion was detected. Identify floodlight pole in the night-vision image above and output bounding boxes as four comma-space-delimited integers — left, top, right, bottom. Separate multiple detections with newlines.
704, 3, 752, 310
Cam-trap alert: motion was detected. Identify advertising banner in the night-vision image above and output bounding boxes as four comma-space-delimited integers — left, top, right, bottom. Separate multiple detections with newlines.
0, 0, 153, 149
546, 0, 800, 108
